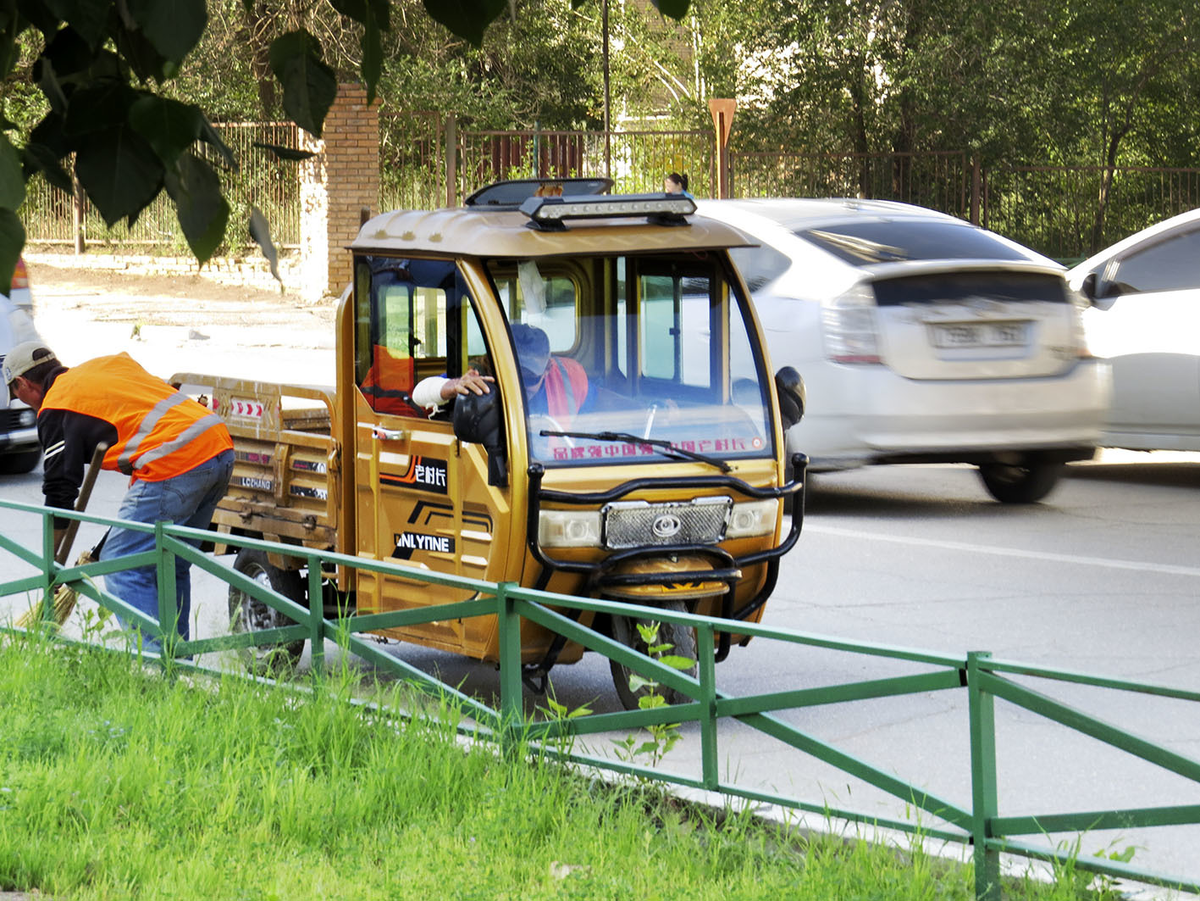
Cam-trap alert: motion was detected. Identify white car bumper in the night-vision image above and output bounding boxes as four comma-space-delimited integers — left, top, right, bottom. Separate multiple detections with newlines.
787, 358, 1111, 469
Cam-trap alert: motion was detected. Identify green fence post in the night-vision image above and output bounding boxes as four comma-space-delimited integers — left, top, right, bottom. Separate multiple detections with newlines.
968, 651, 1000, 901
698, 623, 718, 789
156, 522, 176, 659
307, 554, 324, 682
497, 582, 523, 753
40, 513, 55, 622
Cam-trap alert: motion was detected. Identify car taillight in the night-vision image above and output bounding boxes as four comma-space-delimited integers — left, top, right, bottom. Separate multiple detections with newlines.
821, 284, 881, 363
1067, 287, 1092, 358
11, 258, 27, 290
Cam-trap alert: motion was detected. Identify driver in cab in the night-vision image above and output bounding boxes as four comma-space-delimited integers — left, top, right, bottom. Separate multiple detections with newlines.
411, 322, 589, 422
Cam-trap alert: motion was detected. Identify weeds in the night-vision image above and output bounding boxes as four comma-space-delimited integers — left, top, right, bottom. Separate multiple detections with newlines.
611, 619, 693, 772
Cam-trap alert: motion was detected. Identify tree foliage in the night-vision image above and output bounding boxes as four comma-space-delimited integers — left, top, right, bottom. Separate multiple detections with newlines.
0, 0, 694, 291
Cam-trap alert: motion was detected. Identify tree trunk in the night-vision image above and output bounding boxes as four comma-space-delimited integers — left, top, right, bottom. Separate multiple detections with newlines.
1091, 127, 1127, 254
242, 2, 277, 115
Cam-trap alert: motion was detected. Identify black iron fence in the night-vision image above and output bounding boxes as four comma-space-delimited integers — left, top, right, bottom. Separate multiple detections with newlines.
18, 111, 1200, 263
730, 150, 971, 218
21, 122, 303, 251
983, 165, 1200, 263
455, 126, 713, 198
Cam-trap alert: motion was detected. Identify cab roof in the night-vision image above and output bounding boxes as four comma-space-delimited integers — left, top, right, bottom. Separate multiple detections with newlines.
352, 205, 756, 258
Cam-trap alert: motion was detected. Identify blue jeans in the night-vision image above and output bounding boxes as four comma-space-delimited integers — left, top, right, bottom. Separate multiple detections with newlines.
102, 449, 234, 648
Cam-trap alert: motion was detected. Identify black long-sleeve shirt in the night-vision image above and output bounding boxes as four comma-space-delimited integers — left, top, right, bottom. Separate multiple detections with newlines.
35, 368, 119, 528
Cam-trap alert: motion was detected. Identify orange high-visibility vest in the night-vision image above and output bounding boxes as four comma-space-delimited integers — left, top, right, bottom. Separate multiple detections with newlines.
359, 344, 420, 417
41, 353, 232, 481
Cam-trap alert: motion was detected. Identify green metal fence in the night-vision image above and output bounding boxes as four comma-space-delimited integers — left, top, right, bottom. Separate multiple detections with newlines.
2, 495, 1199, 899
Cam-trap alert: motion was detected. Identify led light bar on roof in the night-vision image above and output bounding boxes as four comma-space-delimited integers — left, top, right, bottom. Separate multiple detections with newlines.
519, 193, 696, 231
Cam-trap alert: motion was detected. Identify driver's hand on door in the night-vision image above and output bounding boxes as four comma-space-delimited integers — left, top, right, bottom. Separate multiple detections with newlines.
440, 369, 494, 400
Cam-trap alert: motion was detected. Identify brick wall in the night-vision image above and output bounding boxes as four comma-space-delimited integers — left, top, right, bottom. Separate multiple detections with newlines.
299, 83, 380, 300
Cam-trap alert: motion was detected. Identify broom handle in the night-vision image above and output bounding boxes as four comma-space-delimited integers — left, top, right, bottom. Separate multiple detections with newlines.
54, 443, 108, 566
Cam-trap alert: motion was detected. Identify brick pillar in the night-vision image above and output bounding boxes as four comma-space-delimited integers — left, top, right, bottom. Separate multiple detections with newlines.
299, 83, 379, 300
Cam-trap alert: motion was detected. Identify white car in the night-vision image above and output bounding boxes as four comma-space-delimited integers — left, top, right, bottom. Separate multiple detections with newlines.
698, 198, 1111, 503
1, 257, 43, 474
1067, 208, 1200, 452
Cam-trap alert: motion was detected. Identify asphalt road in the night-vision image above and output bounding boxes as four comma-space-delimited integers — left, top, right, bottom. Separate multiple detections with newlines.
2, 318, 1197, 889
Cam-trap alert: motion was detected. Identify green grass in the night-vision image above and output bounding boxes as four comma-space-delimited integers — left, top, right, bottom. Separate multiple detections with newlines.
0, 631, 1121, 900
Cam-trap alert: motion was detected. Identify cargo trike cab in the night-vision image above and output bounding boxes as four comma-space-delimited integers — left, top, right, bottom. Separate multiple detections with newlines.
186, 184, 807, 708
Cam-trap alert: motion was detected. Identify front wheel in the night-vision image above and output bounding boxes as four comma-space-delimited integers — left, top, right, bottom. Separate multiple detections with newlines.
977, 459, 1062, 504
229, 548, 307, 676
609, 599, 698, 710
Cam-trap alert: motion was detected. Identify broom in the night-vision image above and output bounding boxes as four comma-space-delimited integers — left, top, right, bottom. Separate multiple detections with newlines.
17, 444, 108, 628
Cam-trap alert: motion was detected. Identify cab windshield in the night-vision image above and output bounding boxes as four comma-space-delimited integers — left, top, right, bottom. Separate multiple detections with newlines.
484, 252, 775, 468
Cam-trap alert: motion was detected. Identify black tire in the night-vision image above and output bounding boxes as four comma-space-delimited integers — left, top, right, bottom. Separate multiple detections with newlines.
229, 548, 306, 676
0, 449, 41, 475
609, 599, 698, 710
977, 459, 1062, 504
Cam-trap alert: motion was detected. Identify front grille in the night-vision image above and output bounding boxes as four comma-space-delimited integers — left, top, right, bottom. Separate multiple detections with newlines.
603, 497, 732, 550
1, 409, 27, 430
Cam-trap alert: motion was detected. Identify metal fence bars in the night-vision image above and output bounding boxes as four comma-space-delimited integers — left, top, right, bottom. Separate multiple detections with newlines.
730, 150, 971, 218
2, 497, 1199, 900
20, 123, 303, 250
982, 165, 1200, 263
379, 110, 446, 213
456, 128, 714, 200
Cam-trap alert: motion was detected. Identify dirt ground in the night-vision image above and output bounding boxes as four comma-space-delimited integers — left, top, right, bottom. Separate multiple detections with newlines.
22, 251, 336, 332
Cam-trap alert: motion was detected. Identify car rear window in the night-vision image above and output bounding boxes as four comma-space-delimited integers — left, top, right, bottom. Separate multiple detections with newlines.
871, 271, 1070, 306
797, 221, 1031, 266
728, 243, 792, 291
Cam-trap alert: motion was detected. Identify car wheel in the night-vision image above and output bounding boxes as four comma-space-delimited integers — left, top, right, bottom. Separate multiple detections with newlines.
228, 548, 307, 676
0, 449, 42, 475
977, 459, 1062, 504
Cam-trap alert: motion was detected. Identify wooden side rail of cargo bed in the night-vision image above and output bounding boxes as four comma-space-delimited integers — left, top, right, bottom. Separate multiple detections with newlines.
170, 373, 341, 554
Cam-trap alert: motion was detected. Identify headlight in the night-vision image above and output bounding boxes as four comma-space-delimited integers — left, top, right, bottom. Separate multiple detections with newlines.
538, 509, 602, 548
725, 499, 778, 539
17, 409, 36, 427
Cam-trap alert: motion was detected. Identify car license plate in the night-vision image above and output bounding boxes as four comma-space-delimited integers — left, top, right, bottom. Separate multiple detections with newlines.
933, 322, 1028, 348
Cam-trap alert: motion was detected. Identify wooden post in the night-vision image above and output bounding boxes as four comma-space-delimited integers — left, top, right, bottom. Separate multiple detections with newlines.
708, 99, 736, 199
445, 112, 458, 208
72, 172, 85, 254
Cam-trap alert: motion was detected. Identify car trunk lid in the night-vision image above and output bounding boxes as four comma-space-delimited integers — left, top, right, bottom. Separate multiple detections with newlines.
865, 264, 1081, 380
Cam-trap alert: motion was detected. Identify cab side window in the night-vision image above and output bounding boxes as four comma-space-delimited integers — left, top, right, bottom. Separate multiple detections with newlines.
489, 261, 579, 353
1110, 227, 1200, 295
354, 257, 465, 418
639, 265, 714, 389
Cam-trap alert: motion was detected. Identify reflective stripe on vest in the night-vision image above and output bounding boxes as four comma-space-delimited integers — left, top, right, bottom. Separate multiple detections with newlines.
40, 353, 232, 482
121, 407, 227, 475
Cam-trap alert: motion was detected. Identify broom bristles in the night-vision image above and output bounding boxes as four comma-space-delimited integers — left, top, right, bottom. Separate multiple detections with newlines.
15, 550, 96, 629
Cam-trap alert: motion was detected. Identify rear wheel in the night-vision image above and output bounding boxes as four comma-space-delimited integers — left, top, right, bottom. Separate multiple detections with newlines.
229, 548, 306, 676
977, 459, 1062, 504
609, 599, 698, 710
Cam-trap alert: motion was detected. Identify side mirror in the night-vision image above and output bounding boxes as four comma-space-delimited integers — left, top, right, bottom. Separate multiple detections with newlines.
453, 388, 508, 486
774, 366, 806, 432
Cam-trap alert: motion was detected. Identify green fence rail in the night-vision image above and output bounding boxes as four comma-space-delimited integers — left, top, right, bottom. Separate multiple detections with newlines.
2, 496, 1198, 899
